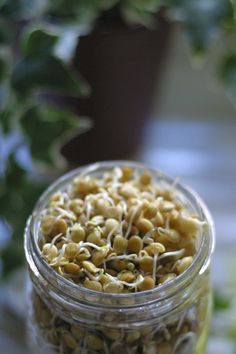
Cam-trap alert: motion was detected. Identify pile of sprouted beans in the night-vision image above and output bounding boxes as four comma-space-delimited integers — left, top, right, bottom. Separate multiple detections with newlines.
31, 165, 209, 354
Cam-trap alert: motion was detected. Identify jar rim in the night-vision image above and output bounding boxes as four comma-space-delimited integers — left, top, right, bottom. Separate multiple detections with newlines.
25, 160, 215, 308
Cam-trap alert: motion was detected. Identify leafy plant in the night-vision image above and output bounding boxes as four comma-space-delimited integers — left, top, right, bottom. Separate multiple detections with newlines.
214, 291, 232, 312
0, 0, 235, 280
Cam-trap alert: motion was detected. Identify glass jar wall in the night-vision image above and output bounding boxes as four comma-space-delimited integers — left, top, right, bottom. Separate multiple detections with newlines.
24, 161, 215, 354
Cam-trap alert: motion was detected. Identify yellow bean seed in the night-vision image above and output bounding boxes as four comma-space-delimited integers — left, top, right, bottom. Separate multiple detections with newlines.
139, 171, 151, 185
41, 215, 56, 236
103, 329, 121, 341
54, 218, 68, 235
82, 261, 100, 274
78, 213, 87, 225
143, 204, 157, 219
69, 199, 84, 215
71, 223, 86, 242
110, 259, 127, 271
159, 201, 175, 212
64, 263, 80, 274
125, 207, 141, 224
126, 330, 141, 343
87, 229, 101, 245
108, 205, 123, 219
145, 242, 165, 255
84, 278, 103, 292
128, 235, 143, 254
98, 238, 107, 246
71, 325, 84, 339
176, 256, 193, 273
41, 216, 67, 237
152, 211, 164, 226
138, 276, 155, 291
64, 243, 78, 260
42, 244, 58, 261
177, 213, 203, 234
118, 271, 135, 282
157, 228, 180, 244
105, 218, 119, 233
169, 209, 179, 223
86, 334, 103, 350
103, 281, 123, 293
139, 256, 154, 273
120, 166, 133, 182
120, 184, 137, 198
113, 235, 128, 254
179, 238, 196, 256
63, 333, 77, 349
99, 274, 109, 285
76, 252, 90, 262
89, 215, 104, 226
95, 199, 110, 216
159, 273, 176, 284
127, 262, 135, 271
92, 247, 109, 266
136, 218, 153, 233
49, 192, 62, 204
74, 178, 98, 195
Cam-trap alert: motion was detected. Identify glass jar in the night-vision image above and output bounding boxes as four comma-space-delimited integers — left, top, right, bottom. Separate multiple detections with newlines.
24, 161, 215, 354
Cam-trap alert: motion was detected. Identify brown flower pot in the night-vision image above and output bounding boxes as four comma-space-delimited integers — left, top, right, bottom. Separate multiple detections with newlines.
62, 14, 171, 165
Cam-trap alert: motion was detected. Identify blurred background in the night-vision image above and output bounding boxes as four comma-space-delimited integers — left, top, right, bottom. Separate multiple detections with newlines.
0, 1, 236, 353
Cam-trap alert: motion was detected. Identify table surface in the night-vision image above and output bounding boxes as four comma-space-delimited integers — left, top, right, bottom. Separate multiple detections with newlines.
1, 119, 236, 354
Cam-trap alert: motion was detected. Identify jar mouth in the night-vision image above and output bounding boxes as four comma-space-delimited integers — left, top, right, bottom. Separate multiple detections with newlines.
25, 160, 215, 308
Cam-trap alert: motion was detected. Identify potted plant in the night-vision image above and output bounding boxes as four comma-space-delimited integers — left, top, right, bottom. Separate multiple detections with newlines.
0, 0, 235, 278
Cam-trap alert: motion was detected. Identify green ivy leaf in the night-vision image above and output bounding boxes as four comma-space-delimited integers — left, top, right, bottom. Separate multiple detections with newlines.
20, 104, 81, 166
1, 0, 47, 20
121, 0, 161, 27
214, 291, 232, 311
11, 56, 85, 96
47, 0, 118, 25
48, 0, 105, 19
99, 0, 119, 10
0, 109, 12, 134
219, 53, 236, 93
0, 83, 10, 111
0, 57, 6, 81
0, 18, 10, 44
0, 154, 46, 280
22, 28, 59, 58
167, 0, 234, 53
0, 0, 6, 8
124, 0, 161, 13
1, 242, 25, 279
